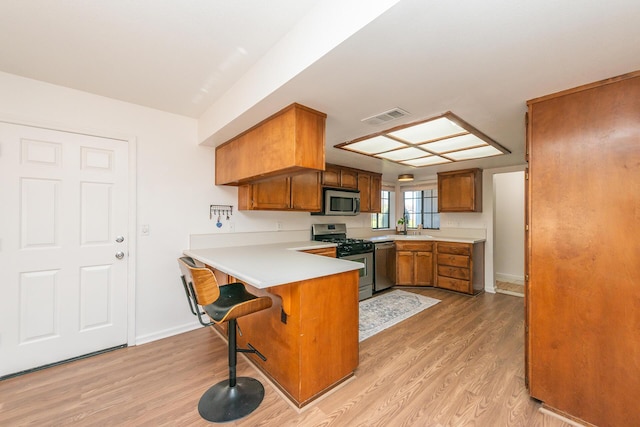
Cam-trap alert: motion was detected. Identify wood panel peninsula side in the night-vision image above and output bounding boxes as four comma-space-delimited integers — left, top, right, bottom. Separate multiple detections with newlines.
184, 243, 360, 408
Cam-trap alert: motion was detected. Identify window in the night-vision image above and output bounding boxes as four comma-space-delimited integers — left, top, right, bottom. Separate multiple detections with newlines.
402, 189, 440, 229
371, 190, 392, 229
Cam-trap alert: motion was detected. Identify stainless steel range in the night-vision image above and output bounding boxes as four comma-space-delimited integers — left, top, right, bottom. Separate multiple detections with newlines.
311, 223, 374, 300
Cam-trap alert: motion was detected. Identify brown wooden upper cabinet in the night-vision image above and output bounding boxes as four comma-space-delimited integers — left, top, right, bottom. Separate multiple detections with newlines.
322, 164, 358, 189
238, 170, 322, 212
215, 103, 326, 185
322, 164, 382, 213
437, 168, 482, 212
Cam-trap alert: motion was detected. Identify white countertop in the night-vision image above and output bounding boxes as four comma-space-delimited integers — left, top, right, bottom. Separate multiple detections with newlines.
367, 234, 486, 244
184, 241, 362, 289
185, 234, 484, 289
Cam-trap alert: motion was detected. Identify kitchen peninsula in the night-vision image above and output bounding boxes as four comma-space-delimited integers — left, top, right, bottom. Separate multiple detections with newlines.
184, 241, 361, 408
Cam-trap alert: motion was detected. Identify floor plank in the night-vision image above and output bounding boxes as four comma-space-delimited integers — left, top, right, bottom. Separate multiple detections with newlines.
496, 280, 525, 297
0, 289, 573, 426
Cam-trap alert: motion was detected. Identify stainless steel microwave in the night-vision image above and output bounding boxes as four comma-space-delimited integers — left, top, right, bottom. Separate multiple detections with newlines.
318, 188, 360, 216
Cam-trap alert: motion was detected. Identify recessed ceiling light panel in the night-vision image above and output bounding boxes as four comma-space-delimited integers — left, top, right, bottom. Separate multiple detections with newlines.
402, 156, 451, 167
419, 133, 485, 154
342, 135, 405, 154
335, 111, 510, 169
445, 145, 504, 161
375, 146, 426, 161
388, 117, 465, 144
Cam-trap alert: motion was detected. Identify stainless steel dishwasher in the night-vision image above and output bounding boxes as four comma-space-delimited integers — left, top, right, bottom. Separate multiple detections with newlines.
374, 241, 395, 292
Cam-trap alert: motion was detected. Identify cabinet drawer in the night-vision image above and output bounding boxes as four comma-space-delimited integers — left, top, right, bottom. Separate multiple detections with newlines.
437, 243, 471, 256
437, 276, 471, 293
437, 253, 469, 268
437, 265, 470, 280
395, 241, 433, 252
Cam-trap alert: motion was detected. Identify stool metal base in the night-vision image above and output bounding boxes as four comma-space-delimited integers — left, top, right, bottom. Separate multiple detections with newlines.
198, 377, 265, 423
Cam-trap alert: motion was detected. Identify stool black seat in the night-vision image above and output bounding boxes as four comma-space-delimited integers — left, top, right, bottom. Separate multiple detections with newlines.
178, 256, 272, 422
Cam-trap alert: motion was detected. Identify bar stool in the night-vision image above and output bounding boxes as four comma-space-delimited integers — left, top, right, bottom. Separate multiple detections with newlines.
178, 256, 272, 422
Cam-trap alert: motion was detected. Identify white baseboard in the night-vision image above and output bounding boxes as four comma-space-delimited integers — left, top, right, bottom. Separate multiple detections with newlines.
495, 272, 524, 285
135, 321, 202, 346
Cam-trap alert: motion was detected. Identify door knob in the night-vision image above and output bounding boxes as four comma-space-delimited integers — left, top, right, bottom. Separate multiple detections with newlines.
115, 235, 124, 243
115, 251, 125, 260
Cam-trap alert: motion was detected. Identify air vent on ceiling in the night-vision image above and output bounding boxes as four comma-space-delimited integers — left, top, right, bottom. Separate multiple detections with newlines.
361, 107, 410, 125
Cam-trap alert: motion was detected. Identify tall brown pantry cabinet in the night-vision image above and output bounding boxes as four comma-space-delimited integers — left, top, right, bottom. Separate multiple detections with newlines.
526, 71, 640, 427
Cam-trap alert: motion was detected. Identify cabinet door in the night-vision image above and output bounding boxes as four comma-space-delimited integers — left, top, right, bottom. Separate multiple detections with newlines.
357, 173, 372, 212
369, 174, 382, 213
251, 176, 291, 209
341, 169, 358, 189
396, 251, 414, 285
301, 247, 336, 257
322, 165, 341, 187
414, 251, 433, 286
291, 171, 321, 211
527, 74, 640, 427
437, 168, 482, 212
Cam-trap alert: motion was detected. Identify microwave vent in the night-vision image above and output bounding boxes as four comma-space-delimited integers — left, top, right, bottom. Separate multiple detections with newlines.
361, 107, 410, 125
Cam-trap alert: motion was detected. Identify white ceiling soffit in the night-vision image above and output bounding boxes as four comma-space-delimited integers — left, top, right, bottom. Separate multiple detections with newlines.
196, 0, 402, 145
0, 0, 323, 118
1, 1, 640, 179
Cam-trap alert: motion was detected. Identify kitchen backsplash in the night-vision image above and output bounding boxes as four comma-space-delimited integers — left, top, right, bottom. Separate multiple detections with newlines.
189, 226, 486, 249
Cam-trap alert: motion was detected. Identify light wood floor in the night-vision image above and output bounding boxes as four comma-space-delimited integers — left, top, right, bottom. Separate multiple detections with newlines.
0, 289, 572, 426
496, 280, 525, 297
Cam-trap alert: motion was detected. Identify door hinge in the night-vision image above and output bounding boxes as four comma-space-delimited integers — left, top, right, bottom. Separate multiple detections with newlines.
525, 274, 529, 282
525, 224, 529, 231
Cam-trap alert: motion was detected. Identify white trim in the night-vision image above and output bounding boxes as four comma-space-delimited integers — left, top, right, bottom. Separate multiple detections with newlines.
485, 164, 527, 299
0, 113, 138, 347
126, 137, 137, 345
495, 272, 525, 285
135, 322, 202, 346
0, 113, 132, 142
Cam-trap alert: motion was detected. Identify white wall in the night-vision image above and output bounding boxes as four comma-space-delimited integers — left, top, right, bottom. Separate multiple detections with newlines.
0, 71, 526, 345
494, 171, 525, 283
0, 72, 377, 344
0, 72, 216, 343
424, 165, 526, 293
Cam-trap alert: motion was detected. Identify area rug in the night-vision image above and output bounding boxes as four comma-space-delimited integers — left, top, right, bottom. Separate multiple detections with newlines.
359, 290, 440, 342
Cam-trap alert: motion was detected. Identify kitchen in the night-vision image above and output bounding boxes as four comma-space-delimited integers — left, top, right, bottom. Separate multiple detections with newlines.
0, 1, 639, 426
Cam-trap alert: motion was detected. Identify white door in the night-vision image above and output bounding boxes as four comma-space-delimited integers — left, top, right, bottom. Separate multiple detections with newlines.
0, 122, 129, 377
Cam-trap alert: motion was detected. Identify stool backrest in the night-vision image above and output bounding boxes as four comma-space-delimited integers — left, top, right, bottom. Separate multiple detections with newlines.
178, 257, 220, 306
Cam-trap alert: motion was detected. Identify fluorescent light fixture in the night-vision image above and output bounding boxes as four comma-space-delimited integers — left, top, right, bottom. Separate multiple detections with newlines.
335, 111, 510, 169
341, 135, 405, 154
375, 146, 425, 161
402, 155, 451, 167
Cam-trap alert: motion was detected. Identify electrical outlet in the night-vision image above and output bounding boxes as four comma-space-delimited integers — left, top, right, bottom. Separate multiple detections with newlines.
276, 221, 283, 231
228, 222, 235, 232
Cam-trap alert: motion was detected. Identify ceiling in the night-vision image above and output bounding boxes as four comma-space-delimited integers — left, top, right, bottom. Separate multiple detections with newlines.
2, 0, 640, 182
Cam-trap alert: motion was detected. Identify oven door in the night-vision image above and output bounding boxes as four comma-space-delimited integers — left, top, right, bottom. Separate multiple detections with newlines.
341, 251, 373, 300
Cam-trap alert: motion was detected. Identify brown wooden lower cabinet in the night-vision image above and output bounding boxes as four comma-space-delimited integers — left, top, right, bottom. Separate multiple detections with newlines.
300, 247, 336, 257
435, 242, 484, 295
395, 241, 433, 286
207, 266, 358, 408
394, 240, 485, 295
